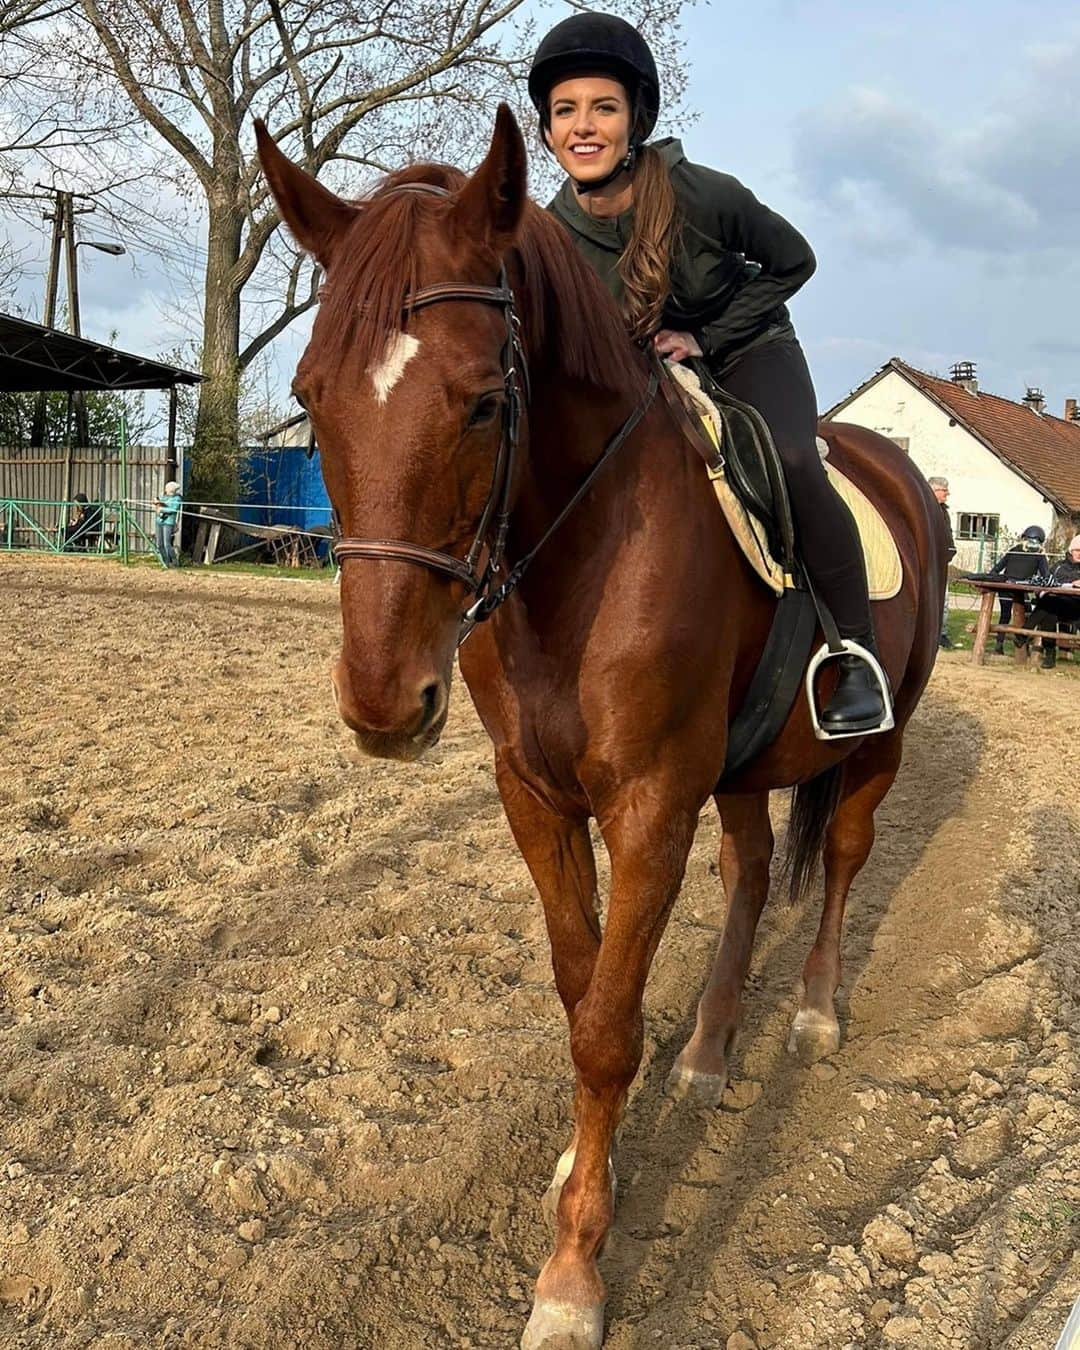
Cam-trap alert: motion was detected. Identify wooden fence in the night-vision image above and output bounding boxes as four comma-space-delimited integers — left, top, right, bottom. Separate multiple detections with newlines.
0, 446, 173, 553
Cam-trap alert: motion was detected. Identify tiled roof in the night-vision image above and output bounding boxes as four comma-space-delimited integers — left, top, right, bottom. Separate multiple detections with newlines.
829, 358, 1080, 514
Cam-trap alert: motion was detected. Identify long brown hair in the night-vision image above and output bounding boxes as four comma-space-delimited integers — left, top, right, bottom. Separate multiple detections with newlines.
538, 84, 679, 342
619, 143, 679, 341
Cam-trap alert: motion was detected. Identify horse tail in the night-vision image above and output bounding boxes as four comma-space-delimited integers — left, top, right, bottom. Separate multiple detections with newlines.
783, 764, 844, 904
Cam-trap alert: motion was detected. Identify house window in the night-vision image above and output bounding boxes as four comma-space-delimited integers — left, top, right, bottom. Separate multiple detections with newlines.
956, 512, 1000, 540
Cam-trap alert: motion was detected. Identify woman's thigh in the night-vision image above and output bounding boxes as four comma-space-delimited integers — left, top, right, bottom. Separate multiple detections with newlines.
716, 338, 839, 524
717, 338, 819, 460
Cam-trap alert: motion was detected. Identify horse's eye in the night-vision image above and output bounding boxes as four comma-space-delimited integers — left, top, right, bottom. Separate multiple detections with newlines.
468, 393, 502, 429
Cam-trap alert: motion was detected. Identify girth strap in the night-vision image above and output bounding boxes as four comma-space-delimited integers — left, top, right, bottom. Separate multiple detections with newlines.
718, 587, 819, 783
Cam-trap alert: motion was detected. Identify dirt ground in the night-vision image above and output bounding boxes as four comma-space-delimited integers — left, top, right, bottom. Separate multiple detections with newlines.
1, 554, 1078, 1350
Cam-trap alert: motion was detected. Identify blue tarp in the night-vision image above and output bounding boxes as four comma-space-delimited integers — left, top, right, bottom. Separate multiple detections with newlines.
239, 446, 332, 529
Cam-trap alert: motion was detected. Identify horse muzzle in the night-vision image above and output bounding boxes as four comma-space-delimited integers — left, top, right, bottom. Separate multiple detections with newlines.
331, 661, 449, 762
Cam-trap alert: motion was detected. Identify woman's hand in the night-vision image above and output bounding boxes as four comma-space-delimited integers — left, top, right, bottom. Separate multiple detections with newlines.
653, 329, 703, 363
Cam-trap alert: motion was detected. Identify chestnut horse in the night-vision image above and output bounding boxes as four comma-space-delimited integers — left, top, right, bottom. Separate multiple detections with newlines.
257, 107, 946, 1349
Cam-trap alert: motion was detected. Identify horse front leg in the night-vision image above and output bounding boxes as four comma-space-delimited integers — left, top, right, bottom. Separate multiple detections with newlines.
667, 790, 773, 1104
494, 764, 606, 1227
523, 796, 697, 1350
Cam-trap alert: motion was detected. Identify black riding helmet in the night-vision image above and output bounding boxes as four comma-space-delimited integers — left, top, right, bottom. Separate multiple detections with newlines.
528, 13, 660, 192
1021, 525, 1047, 544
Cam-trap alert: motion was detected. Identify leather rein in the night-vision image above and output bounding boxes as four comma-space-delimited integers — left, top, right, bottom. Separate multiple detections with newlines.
330, 185, 659, 642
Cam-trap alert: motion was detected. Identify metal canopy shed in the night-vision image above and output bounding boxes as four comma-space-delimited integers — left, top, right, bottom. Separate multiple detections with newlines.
1, 314, 203, 557
0, 312, 202, 480
0, 313, 201, 393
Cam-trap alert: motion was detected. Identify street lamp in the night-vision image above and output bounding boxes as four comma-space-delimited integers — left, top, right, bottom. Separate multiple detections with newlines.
67, 238, 127, 446
76, 240, 126, 257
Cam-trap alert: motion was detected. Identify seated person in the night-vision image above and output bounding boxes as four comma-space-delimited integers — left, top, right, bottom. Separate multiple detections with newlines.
64, 492, 102, 551
1027, 534, 1080, 668
988, 525, 1049, 653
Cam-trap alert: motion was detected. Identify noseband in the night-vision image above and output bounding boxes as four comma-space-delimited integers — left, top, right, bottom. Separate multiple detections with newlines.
331, 183, 658, 640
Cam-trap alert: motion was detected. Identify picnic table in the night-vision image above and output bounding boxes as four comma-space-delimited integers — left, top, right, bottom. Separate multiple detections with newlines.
967, 578, 1080, 665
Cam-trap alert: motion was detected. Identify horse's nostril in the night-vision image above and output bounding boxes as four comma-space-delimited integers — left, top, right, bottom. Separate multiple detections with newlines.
418, 680, 441, 734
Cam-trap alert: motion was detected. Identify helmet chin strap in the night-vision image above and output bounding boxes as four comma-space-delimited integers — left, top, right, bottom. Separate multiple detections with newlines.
573, 141, 638, 195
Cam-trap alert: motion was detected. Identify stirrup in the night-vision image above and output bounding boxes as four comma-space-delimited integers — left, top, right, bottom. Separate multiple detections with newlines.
806, 639, 895, 741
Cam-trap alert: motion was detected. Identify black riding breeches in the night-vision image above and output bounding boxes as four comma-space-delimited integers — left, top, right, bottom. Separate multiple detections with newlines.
716, 338, 871, 639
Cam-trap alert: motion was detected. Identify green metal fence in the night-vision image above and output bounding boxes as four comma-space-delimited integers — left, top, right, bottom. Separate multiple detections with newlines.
1, 497, 157, 558
0, 411, 175, 560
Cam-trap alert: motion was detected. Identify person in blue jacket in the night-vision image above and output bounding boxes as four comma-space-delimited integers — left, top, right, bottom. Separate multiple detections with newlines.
155, 480, 182, 567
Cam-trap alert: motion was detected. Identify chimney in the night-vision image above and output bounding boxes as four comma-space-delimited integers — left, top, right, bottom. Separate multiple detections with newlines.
950, 360, 977, 395
1022, 386, 1046, 414
1066, 397, 1079, 422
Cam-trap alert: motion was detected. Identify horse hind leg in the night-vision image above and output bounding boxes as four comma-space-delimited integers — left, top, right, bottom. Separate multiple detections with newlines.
788, 731, 903, 1064
667, 791, 773, 1106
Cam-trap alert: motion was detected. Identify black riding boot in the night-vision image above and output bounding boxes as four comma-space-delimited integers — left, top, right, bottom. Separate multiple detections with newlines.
820, 635, 889, 733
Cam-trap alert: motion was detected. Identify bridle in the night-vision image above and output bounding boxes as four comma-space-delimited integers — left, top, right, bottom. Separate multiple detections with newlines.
330, 183, 659, 641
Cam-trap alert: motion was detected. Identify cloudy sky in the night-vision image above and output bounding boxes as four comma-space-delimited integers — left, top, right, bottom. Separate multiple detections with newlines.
6, 0, 1080, 428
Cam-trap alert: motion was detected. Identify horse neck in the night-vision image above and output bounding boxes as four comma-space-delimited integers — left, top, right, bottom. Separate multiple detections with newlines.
504, 366, 725, 633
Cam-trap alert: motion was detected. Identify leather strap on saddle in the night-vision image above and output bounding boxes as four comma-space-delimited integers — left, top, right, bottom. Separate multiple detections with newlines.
654, 350, 726, 476
717, 588, 819, 783
655, 354, 798, 572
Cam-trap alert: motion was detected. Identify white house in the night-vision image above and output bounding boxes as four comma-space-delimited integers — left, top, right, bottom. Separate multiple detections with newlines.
257, 411, 311, 448
826, 359, 1080, 569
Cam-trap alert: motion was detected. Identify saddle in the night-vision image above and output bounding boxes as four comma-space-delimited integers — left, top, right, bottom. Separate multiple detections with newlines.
655, 355, 897, 777
659, 355, 797, 573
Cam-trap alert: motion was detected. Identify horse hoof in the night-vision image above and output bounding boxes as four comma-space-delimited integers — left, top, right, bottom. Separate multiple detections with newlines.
521, 1299, 604, 1350
787, 1008, 841, 1065
665, 1062, 728, 1106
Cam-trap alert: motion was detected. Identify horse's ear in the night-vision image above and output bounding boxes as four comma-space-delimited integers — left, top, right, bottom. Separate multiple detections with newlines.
453, 103, 527, 253
255, 120, 358, 268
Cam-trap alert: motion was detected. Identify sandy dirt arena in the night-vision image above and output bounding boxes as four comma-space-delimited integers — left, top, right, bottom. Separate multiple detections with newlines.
1, 554, 1078, 1350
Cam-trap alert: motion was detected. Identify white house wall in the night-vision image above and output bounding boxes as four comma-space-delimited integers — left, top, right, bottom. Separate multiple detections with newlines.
268, 417, 312, 449
834, 370, 1056, 563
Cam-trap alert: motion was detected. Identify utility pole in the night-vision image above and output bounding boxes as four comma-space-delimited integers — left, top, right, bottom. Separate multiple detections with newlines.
25, 185, 97, 448
30, 191, 65, 446
41, 195, 63, 328
63, 194, 91, 447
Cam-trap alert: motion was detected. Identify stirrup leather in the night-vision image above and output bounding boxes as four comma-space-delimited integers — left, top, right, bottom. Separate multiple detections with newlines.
805, 640, 895, 741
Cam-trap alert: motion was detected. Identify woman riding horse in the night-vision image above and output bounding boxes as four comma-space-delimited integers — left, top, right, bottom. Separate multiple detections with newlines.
257, 81, 946, 1350
530, 12, 886, 733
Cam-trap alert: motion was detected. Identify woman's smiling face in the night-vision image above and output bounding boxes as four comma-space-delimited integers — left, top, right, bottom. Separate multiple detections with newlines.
547, 75, 632, 184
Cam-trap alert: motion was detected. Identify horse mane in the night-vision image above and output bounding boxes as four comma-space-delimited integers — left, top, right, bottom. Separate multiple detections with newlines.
318, 162, 643, 400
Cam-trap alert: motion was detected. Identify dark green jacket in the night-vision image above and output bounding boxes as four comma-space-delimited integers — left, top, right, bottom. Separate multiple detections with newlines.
548, 138, 816, 366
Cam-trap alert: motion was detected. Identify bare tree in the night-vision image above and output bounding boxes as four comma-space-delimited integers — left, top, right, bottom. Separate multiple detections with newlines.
14, 0, 691, 498
0, 0, 73, 32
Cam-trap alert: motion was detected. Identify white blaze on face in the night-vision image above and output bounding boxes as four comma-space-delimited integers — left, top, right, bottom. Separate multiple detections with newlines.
369, 331, 420, 405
